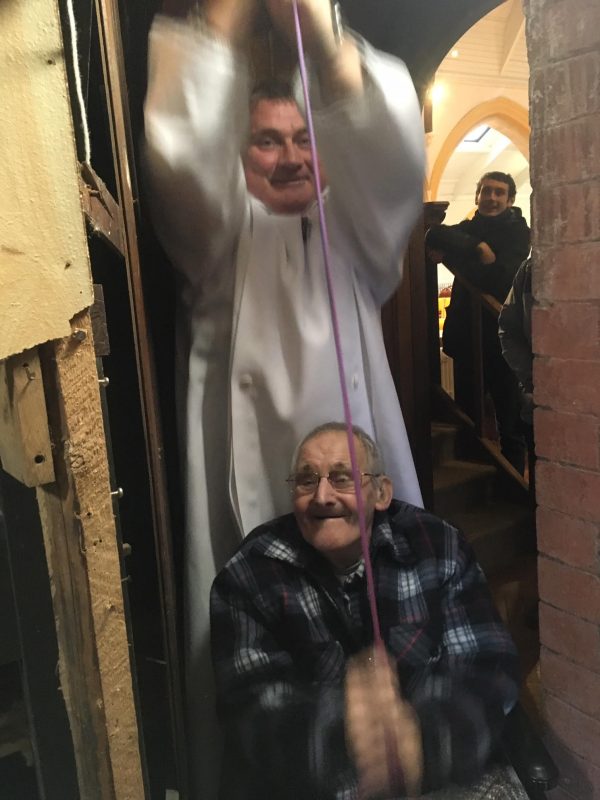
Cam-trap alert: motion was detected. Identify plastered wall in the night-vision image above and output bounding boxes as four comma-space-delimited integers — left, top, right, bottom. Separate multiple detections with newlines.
0, 0, 92, 361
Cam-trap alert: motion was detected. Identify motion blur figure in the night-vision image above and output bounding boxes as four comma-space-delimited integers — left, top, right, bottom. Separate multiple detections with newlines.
211, 424, 520, 798
144, 0, 425, 794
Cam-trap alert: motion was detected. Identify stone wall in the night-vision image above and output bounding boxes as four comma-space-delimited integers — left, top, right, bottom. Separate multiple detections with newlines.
524, 1, 600, 797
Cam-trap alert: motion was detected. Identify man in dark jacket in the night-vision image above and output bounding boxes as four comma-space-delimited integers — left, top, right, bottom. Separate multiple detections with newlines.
211, 423, 520, 799
499, 258, 535, 493
427, 172, 530, 473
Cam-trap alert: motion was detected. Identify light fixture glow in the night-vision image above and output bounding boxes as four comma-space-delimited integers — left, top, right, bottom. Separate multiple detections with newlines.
451, 49, 459, 58
429, 83, 446, 103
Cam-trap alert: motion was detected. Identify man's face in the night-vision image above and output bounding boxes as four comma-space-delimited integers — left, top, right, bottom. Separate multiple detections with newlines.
476, 178, 515, 217
243, 99, 325, 214
292, 431, 392, 570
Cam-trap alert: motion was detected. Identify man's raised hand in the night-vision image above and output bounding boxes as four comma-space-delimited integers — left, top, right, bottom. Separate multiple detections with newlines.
345, 647, 423, 798
201, 0, 261, 45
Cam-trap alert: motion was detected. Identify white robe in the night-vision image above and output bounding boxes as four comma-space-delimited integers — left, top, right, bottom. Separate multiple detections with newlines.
144, 15, 425, 797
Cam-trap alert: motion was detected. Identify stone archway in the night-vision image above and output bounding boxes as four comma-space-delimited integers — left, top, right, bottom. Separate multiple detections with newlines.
427, 97, 530, 201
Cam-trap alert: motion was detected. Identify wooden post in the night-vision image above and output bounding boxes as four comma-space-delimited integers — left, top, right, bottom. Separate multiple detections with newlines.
34, 309, 145, 800
424, 201, 450, 389
382, 215, 434, 509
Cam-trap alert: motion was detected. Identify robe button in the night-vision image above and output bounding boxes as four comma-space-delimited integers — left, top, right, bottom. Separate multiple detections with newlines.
239, 373, 253, 389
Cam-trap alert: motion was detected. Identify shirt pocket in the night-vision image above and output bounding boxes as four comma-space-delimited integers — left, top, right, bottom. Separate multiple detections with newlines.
387, 617, 442, 669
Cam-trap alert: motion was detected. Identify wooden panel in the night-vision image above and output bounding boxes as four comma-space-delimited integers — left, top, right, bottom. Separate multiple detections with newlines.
0, 348, 55, 487
0, 0, 93, 360
382, 214, 434, 509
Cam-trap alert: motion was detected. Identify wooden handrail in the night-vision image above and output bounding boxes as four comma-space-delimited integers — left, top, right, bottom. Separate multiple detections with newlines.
425, 254, 503, 440
441, 264, 503, 319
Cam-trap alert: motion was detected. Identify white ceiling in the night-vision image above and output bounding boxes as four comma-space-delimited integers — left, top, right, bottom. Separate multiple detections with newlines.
431, 0, 530, 226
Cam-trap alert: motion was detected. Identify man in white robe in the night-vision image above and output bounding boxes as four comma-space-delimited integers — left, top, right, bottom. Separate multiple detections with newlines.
144, 0, 425, 794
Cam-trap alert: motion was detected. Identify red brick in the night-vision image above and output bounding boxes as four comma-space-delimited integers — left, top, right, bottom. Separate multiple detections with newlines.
534, 119, 600, 187
525, 0, 600, 69
529, 53, 600, 130
538, 556, 600, 622
539, 603, 600, 672
533, 242, 600, 303
533, 305, 600, 362
537, 507, 600, 571
543, 693, 600, 769
534, 358, 600, 416
529, 65, 566, 131
541, 648, 600, 719
532, 183, 600, 246
537, 462, 600, 522
534, 408, 600, 470
543, 734, 600, 800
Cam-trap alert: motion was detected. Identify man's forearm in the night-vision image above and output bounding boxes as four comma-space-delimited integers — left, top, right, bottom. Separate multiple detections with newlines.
225, 683, 351, 795
198, 0, 258, 47
314, 37, 363, 101
415, 693, 503, 790
144, 14, 249, 271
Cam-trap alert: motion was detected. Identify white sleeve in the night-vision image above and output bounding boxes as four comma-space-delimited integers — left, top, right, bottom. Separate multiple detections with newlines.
143, 15, 250, 285
308, 40, 425, 304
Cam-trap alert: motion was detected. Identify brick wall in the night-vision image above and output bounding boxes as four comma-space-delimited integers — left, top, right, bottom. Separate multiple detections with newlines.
524, 1, 600, 797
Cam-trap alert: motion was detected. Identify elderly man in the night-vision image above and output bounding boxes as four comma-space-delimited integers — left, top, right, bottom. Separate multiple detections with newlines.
427, 171, 530, 474
145, 1, 424, 792
211, 423, 520, 799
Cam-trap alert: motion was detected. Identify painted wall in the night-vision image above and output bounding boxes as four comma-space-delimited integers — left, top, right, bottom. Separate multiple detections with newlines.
0, 0, 92, 361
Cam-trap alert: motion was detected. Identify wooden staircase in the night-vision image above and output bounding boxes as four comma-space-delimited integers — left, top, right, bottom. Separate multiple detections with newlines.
431, 418, 541, 720
432, 421, 535, 577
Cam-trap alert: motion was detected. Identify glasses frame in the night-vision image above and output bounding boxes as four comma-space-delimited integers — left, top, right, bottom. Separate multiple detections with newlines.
286, 470, 379, 495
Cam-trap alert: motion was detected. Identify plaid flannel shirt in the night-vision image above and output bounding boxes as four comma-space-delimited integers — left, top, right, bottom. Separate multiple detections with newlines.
210, 500, 519, 799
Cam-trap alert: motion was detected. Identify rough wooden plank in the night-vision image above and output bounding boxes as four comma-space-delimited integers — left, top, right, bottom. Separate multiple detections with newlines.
0, 470, 80, 799
0, 348, 55, 487
91, 284, 111, 358
0, 0, 93, 361
36, 309, 145, 800
80, 164, 125, 258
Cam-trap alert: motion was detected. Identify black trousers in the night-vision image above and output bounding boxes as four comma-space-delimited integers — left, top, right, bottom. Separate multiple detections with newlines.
453, 352, 526, 475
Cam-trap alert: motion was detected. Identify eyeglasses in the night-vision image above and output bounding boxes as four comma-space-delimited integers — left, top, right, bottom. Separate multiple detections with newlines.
286, 470, 378, 495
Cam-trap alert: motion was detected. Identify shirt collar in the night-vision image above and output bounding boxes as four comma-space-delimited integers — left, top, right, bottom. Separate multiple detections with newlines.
370, 503, 416, 566
252, 502, 417, 570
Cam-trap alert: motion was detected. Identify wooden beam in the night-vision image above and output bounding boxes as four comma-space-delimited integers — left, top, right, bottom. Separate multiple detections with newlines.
0, 348, 55, 487
35, 309, 145, 800
80, 163, 125, 257
94, 0, 188, 791
500, 0, 525, 76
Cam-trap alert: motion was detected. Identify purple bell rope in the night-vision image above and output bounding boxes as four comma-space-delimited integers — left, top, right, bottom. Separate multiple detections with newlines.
290, 0, 382, 646
290, 3, 407, 793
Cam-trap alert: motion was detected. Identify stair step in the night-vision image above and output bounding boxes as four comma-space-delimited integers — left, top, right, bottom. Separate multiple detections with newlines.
431, 422, 460, 467
433, 460, 496, 518
446, 504, 535, 577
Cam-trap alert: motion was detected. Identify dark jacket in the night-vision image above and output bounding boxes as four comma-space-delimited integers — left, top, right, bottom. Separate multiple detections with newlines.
499, 258, 534, 422
211, 500, 519, 799
433, 208, 530, 362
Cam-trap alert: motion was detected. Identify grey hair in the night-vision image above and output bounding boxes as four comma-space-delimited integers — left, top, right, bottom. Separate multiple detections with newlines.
290, 422, 386, 475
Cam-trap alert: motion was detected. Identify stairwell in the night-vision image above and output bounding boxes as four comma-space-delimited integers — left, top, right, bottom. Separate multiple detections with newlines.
432, 421, 534, 575
431, 419, 541, 720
